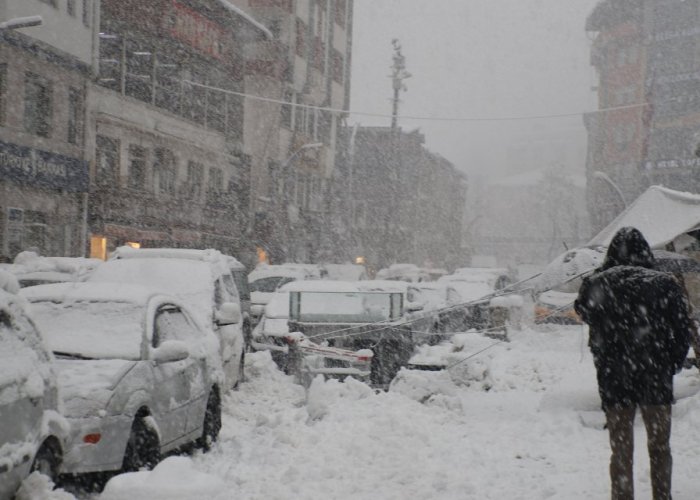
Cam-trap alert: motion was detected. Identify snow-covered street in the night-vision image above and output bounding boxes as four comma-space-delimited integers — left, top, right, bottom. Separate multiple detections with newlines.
27, 325, 700, 500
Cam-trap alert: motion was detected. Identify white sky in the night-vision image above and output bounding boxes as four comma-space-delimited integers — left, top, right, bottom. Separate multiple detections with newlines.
350, 0, 600, 177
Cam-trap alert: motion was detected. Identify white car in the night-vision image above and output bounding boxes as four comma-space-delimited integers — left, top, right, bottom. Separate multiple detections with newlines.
87, 247, 245, 390
21, 283, 224, 476
0, 272, 67, 499
248, 266, 308, 326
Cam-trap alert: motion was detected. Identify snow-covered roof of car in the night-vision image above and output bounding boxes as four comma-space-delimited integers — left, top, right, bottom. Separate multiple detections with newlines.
281, 280, 361, 293
249, 265, 308, 282
20, 281, 165, 306
446, 281, 494, 303
0, 269, 20, 295
111, 246, 239, 274
357, 280, 409, 293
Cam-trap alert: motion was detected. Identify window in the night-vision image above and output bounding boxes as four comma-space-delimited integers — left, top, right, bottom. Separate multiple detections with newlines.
67, 87, 82, 145
39, 0, 58, 7
155, 52, 180, 113
208, 167, 223, 195
154, 148, 176, 195
154, 307, 195, 347
82, 0, 91, 27
67, 0, 76, 16
296, 18, 307, 57
281, 90, 293, 128
335, 0, 346, 26
95, 135, 120, 185
24, 73, 53, 138
125, 40, 153, 103
332, 49, 344, 83
207, 87, 226, 133
186, 161, 204, 198
0, 64, 7, 126
128, 145, 147, 189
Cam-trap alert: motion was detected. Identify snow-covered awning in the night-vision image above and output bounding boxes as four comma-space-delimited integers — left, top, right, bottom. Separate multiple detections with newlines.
216, 0, 273, 40
588, 185, 700, 248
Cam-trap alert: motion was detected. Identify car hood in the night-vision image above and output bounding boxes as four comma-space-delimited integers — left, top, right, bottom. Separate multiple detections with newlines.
537, 290, 576, 308
54, 359, 136, 417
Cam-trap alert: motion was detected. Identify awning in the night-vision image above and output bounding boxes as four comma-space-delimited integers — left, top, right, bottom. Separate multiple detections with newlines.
588, 185, 700, 249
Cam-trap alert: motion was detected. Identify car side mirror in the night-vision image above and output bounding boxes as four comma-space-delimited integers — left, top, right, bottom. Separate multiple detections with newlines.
216, 302, 241, 326
152, 340, 190, 364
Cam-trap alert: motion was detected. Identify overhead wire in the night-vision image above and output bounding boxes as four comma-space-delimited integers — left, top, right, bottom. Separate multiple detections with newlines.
184, 79, 651, 123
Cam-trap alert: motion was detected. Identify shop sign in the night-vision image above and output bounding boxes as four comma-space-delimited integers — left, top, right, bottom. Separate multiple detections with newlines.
168, 0, 225, 60
643, 157, 700, 170
0, 139, 88, 192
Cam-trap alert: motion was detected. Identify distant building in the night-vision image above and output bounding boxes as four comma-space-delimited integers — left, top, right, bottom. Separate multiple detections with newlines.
585, 0, 700, 233
0, 0, 93, 259
238, 0, 354, 264
88, 0, 269, 262
336, 126, 468, 271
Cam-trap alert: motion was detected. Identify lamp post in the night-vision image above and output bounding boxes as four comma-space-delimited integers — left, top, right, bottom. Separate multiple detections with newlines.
0, 15, 43, 30
593, 170, 627, 208
278, 142, 323, 261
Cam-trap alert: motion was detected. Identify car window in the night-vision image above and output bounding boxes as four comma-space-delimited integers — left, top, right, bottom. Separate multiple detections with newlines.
231, 270, 250, 301
249, 276, 295, 293
222, 274, 240, 302
154, 306, 197, 347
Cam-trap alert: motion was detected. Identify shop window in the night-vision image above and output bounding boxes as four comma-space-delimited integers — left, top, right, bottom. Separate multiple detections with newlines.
90, 235, 107, 260
96, 135, 120, 185
67, 87, 82, 145
0, 64, 6, 126
185, 161, 204, 199
128, 145, 147, 190
24, 73, 53, 138
154, 148, 176, 196
208, 167, 223, 195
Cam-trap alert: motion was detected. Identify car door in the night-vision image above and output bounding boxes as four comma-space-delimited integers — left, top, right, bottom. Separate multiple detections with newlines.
214, 276, 244, 386
150, 305, 196, 445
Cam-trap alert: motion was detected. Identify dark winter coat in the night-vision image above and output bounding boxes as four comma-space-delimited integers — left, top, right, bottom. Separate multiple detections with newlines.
574, 227, 692, 409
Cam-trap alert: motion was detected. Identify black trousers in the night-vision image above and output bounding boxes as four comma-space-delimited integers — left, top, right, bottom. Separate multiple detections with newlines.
605, 405, 672, 500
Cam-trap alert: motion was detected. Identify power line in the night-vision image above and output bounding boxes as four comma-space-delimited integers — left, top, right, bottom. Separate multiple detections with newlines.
184, 79, 650, 123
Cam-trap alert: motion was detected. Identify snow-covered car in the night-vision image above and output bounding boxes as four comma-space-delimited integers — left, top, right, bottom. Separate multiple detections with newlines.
3, 253, 102, 289
376, 263, 431, 283
283, 281, 411, 387
532, 246, 606, 325
21, 282, 224, 476
87, 247, 245, 390
248, 266, 308, 326
0, 272, 68, 500
437, 280, 495, 333
250, 282, 294, 370
322, 263, 368, 281
443, 267, 513, 291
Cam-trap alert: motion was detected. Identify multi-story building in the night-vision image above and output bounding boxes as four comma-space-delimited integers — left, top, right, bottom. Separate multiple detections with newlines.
237, 0, 354, 263
585, 0, 700, 233
0, 0, 95, 259
88, 0, 269, 263
337, 125, 467, 271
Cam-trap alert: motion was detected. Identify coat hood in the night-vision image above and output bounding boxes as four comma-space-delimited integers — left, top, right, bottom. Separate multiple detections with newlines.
601, 227, 655, 270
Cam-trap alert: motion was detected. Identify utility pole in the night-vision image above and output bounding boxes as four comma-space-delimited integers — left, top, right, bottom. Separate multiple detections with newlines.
390, 39, 411, 131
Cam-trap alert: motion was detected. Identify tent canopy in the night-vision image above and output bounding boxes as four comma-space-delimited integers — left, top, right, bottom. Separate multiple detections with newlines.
588, 185, 700, 249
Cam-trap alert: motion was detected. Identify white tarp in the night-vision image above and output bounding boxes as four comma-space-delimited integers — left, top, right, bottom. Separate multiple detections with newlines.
588, 185, 700, 248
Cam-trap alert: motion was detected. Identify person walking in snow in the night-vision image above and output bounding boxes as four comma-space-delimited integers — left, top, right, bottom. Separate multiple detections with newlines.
574, 227, 692, 500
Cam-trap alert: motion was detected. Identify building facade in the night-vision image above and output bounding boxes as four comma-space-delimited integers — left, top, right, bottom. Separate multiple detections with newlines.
238, 0, 354, 264
0, 0, 94, 259
337, 126, 468, 271
586, 0, 700, 233
88, 0, 268, 263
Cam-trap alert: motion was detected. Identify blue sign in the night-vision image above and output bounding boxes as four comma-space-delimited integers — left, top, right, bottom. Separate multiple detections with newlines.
0, 139, 89, 192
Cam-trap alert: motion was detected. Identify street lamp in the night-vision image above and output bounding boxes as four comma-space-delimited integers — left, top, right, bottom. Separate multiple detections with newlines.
0, 15, 43, 30
593, 170, 627, 209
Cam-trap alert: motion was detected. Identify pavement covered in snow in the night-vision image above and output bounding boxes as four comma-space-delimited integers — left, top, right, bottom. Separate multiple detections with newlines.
28, 325, 700, 499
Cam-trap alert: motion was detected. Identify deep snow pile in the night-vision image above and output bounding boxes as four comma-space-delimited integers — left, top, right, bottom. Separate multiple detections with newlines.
27, 325, 700, 499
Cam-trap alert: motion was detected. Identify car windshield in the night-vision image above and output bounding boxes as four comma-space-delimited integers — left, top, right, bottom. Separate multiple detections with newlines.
30, 300, 143, 360
250, 276, 295, 293
290, 291, 401, 323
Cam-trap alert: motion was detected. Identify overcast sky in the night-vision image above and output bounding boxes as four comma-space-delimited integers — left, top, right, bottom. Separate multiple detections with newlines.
349, 0, 600, 177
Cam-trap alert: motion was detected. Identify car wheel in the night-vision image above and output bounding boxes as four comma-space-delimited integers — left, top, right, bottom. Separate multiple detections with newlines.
30, 440, 61, 481
122, 416, 160, 472
197, 388, 222, 451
